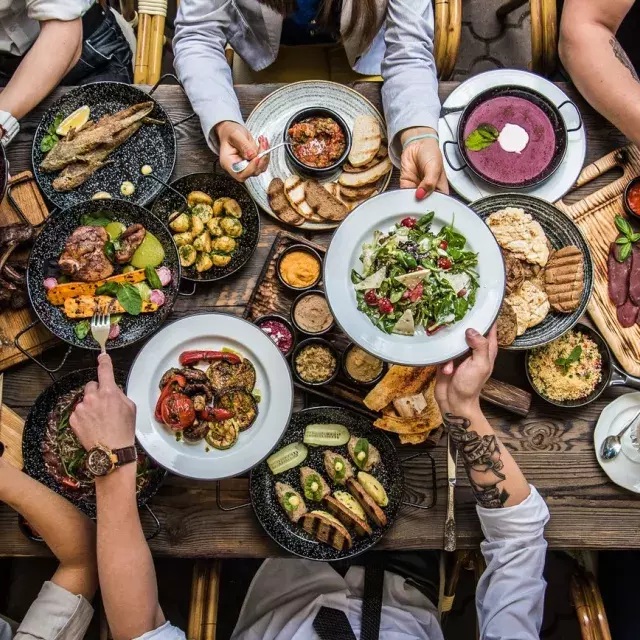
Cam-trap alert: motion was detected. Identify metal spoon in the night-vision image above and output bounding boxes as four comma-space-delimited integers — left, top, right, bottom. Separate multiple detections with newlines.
231, 140, 291, 173
600, 409, 640, 460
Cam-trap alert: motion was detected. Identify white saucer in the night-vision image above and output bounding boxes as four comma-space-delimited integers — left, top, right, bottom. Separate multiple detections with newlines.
594, 392, 640, 493
438, 69, 587, 203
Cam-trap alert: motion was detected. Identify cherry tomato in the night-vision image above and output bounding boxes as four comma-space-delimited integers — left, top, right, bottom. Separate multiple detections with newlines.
199, 406, 234, 422
457, 288, 467, 298
437, 257, 452, 270
408, 283, 424, 303
61, 476, 80, 489
161, 393, 196, 430
401, 217, 417, 229
439, 240, 448, 250
377, 297, 394, 314
364, 289, 378, 306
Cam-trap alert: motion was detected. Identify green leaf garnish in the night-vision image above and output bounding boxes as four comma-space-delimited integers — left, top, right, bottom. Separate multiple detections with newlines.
353, 438, 369, 470
145, 265, 162, 289
618, 241, 632, 262
555, 345, 582, 374
116, 283, 143, 316
95, 281, 120, 296
615, 215, 633, 238
73, 319, 90, 340
464, 124, 499, 152
40, 113, 64, 153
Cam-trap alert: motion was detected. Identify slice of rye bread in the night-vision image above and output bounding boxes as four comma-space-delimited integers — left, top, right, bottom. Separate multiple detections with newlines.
339, 184, 378, 201
300, 511, 353, 551
283, 175, 323, 222
348, 115, 382, 167
304, 179, 349, 221
324, 495, 373, 537
342, 145, 388, 173
267, 178, 305, 226
339, 156, 392, 188
544, 245, 585, 313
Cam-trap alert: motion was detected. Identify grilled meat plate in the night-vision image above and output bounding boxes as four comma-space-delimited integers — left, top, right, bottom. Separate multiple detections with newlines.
115, 224, 146, 263
300, 510, 352, 551
324, 495, 372, 537
346, 478, 387, 527
299, 466, 331, 502
58, 225, 114, 282
323, 450, 354, 486
275, 482, 307, 523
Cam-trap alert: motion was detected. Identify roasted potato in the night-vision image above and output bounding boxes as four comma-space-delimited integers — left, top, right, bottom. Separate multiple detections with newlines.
207, 217, 223, 237
196, 253, 213, 272
220, 217, 243, 238
212, 253, 232, 267
187, 190, 213, 207
213, 235, 236, 253
179, 244, 197, 267
192, 203, 213, 223
191, 215, 205, 236
173, 231, 194, 247
193, 230, 212, 253
223, 198, 242, 219
212, 197, 230, 217
169, 212, 190, 232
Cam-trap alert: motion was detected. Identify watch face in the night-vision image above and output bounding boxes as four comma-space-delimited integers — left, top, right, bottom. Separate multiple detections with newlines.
87, 448, 112, 477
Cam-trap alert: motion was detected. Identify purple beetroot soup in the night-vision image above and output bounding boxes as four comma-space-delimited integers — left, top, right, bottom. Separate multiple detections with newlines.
463, 96, 556, 185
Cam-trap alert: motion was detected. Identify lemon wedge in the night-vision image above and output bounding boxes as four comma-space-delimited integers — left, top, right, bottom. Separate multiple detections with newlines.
56, 105, 90, 136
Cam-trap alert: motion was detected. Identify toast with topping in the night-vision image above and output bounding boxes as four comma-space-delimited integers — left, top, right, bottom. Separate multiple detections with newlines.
275, 482, 307, 523
323, 450, 354, 486
300, 510, 353, 551
324, 495, 372, 536
347, 478, 387, 527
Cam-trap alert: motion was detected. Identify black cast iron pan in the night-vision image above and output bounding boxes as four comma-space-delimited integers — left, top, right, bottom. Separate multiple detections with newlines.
249, 406, 435, 561
31, 75, 192, 210
526, 323, 640, 408
0, 143, 8, 203
22, 368, 166, 520
443, 84, 582, 189
150, 171, 260, 286
25, 198, 180, 351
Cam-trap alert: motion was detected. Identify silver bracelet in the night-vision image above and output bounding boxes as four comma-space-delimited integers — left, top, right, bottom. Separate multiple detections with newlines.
402, 132, 439, 151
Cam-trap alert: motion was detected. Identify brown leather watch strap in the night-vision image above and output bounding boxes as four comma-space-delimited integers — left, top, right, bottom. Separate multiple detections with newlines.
113, 445, 137, 467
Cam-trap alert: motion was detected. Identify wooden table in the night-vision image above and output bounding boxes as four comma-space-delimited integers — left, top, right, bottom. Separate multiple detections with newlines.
0, 81, 637, 559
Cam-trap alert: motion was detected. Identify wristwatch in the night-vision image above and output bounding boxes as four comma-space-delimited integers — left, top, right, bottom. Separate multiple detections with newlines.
0, 111, 19, 146
86, 443, 137, 477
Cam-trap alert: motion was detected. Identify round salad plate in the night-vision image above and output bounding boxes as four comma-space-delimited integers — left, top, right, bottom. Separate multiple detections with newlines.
250, 406, 403, 561
438, 69, 586, 203
324, 189, 506, 366
127, 313, 294, 480
26, 198, 180, 351
472, 193, 594, 350
594, 393, 640, 494
244, 80, 391, 231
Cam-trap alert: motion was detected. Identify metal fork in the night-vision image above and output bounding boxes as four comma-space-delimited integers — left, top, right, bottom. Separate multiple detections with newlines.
91, 311, 110, 354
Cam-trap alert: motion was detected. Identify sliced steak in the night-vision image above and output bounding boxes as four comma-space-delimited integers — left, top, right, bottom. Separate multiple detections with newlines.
608, 243, 631, 306
617, 298, 639, 327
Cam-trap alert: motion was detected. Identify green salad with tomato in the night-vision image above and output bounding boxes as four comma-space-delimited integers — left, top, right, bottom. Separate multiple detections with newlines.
351, 212, 479, 335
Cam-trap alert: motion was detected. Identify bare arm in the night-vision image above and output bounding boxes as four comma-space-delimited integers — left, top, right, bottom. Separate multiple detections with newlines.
0, 456, 97, 599
70, 355, 163, 640
0, 19, 82, 120
559, 0, 640, 146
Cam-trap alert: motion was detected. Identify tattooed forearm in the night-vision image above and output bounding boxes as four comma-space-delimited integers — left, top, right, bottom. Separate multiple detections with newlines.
444, 413, 509, 508
610, 37, 639, 81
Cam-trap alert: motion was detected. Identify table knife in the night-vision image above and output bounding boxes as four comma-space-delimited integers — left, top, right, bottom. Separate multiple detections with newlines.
444, 433, 458, 552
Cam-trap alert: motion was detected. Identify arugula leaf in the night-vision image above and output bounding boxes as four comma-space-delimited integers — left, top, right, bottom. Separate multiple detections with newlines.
351, 269, 364, 285
74, 320, 90, 340
555, 345, 582, 374
117, 283, 143, 315
145, 266, 162, 289
95, 281, 121, 296
464, 124, 499, 152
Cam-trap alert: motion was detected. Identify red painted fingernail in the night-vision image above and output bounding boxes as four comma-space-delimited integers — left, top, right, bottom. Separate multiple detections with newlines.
416, 187, 427, 200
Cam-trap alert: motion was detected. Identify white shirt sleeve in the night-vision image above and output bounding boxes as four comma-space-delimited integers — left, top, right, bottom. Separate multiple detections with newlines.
475, 485, 550, 640
134, 621, 186, 640
25, 0, 93, 21
173, 0, 244, 155
380, 0, 440, 166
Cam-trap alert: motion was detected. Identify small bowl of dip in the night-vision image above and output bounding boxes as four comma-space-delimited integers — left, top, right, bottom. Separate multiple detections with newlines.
291, 289, 334, 336
341, 343, 386, 387
292, 337, 339, 386
624, 177, 640, 220
284, 107, 351, 178
277, 244, 322, 292
254, 313, 296, 358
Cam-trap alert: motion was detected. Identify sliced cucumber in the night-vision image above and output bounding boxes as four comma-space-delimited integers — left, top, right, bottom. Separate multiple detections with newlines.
303, 424, 350, 447
267, 442, 308, 475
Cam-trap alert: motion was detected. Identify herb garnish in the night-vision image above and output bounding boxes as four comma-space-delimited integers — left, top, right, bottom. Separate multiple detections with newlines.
73, 319, 90, 340
555, 345, 582, 374
614, 215, 640, 262
464, 124, 499, 152
80, 211, 114, 227
145, 265, 162, 289
40, 113, 64, 153
116, 283, 143, 316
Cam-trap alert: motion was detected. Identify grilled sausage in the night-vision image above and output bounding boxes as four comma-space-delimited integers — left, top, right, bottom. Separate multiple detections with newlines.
608, 243, 631, 306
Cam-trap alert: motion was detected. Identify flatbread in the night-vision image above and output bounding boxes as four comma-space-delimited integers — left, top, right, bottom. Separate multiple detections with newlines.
503, 251, 525, 294
520, 280, 550, 328
504, 291, 530, 336
496, 300, 518, 346
364, 365, 436, 411
544, 245, 584, 313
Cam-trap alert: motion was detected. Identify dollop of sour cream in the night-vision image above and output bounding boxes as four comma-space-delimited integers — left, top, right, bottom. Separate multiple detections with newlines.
497, 123, 529, 154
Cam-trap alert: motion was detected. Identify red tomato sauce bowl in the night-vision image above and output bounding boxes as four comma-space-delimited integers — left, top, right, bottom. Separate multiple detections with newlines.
624, 177, 640, 219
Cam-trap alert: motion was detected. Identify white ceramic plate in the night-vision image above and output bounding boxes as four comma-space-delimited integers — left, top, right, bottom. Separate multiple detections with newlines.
594, 393, 640, 493
438, 69, 586, 203
245, 80, 391, 231
324, 189, 506, 365
127, 314, 294, 480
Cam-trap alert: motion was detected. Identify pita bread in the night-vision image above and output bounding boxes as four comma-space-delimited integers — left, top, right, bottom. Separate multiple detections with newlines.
267, 178, 305, 226
304, 179, 349, 221
348, 115, 382, 167
504, 291, 530, 336
364, 365, 436, 411
338, 157, 392, 188
283, 175, 323, 222
496, 300, 518, 346
519, 280, 550, 328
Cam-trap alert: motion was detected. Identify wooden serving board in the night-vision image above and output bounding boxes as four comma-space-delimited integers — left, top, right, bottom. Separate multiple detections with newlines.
0, 172, 56, 372
244, 231, 532, 418
555, 145, 640, 377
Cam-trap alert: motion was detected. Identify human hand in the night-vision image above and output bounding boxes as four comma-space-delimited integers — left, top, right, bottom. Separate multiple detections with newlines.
69, 354, 136, 451
400, 127, 449, 199
215, 121, 269, 182
434, 325, 498, 416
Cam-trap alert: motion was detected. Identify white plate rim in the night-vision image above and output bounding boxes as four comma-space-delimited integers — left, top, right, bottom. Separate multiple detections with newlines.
126, 313, 294, 480
323, 189, 506, 366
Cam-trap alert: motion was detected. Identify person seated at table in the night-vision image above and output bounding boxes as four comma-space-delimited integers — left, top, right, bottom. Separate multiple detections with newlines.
172, 0, 447, 199
0, 444, 97, 638
0, 1, 133, 146
559, 0, 640, 149
68, 326, 549, 640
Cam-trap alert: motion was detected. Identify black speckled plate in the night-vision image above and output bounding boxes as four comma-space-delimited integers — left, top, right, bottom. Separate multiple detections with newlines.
250, 406, 403, 561
27, 198, 180, 350
32, 82, 176, 209
471, 193, 594, 349
22, 368, 166, 519
150, 172, 260, 282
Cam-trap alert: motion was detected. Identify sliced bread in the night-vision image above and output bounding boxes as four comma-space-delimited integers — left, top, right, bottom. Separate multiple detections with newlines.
348, 115, 382, 167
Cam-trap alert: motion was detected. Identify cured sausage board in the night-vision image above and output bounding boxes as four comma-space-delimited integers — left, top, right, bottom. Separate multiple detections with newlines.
555, 145, 640, 377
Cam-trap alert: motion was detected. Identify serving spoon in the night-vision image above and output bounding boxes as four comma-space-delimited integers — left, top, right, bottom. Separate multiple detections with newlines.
600, 409, 640, 460
231, 141, 291, 173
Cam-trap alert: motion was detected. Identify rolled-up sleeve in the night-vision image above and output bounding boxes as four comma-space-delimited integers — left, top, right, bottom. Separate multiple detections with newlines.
173, 0, 244, 155
26, 0, 92, 21
380, 0, 440, 166
475, 485, 550, 640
